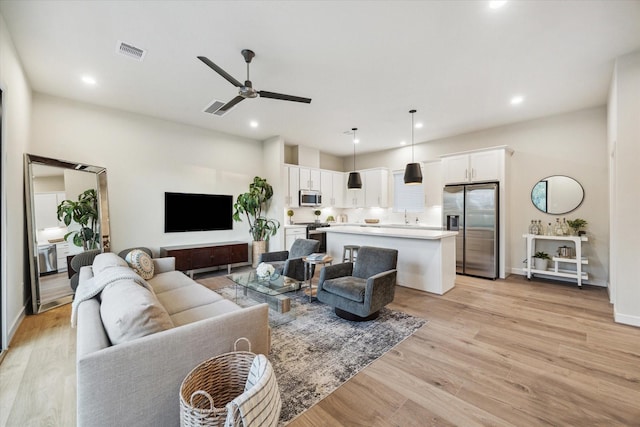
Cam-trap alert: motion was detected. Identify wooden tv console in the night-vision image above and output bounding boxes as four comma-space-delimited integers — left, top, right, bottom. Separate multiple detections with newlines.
160, 241, 248, 277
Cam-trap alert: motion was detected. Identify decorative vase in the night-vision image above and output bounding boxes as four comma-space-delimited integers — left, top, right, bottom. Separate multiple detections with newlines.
252, 240, 267, 268
534, 258, 549, 271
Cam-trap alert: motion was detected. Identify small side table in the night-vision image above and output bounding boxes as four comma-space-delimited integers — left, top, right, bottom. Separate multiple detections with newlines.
302, 255, 333, 302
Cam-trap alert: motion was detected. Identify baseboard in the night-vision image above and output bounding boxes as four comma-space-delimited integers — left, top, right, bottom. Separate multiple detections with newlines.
509, 268, 607, 287
614, 311, 640, 328
7, 305, 26, 347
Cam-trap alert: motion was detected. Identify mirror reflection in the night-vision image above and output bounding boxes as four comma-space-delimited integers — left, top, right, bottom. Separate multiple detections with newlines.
25, 154, 110, 313
531, 175, 584, 215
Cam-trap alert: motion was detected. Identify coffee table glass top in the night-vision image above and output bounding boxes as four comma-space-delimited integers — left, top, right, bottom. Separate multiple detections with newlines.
227, 271, 298, 296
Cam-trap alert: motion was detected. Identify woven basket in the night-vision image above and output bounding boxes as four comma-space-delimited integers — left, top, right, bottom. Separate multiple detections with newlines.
180, 338, 255, 427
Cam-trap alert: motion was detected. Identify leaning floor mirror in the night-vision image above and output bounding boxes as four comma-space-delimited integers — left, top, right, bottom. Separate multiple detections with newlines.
24, 154, 111, 313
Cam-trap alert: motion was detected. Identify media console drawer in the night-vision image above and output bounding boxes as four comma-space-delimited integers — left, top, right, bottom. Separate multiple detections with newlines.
160, 241, 248, 276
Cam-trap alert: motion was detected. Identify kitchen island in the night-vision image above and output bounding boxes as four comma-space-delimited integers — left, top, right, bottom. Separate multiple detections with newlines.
324, 226, 457, 295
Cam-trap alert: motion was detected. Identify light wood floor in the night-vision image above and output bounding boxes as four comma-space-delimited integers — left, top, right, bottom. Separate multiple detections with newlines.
2, 275, 639, 426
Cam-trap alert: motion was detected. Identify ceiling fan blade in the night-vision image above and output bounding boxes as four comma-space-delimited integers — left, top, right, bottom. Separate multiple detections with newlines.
197, 56, 243, 88
214, 96, 245, 116
258, 90, 312, 104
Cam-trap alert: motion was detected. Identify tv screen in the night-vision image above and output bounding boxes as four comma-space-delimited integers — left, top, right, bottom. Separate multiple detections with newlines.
164, 192, 233, 232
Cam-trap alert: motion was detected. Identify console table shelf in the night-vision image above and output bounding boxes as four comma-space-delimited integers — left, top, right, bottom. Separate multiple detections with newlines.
160, 241, 248, 277
523, 234, 588, 287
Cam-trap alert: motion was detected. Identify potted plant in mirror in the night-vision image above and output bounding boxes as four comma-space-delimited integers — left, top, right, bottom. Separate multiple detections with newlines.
533, 251, 551, 271
233, 176, 280, 267
287, 209, 294, 225
567, 218, 587, 236
56, 188, 100, 250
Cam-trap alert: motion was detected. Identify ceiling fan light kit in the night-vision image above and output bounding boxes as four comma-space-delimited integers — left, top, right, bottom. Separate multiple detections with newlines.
198, 49, 311, 117
404, 109, 423, 185
347, 127, 362, 189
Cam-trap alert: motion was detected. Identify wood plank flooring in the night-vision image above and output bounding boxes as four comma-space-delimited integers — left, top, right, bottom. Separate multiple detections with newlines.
2, 274, 639, 426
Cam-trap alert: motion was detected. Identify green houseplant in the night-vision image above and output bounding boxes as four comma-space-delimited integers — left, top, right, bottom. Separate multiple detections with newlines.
567, 218, 587, 235
533, 251, 550, 271
56, 188, 100, 250
233, 176, 280, 266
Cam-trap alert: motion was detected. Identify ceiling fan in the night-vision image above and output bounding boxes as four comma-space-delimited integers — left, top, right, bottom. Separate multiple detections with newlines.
198, 49, 312, 116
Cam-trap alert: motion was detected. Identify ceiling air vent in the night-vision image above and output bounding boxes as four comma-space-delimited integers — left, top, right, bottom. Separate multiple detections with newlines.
116, 41, 146, 61
203, 99, 230, 116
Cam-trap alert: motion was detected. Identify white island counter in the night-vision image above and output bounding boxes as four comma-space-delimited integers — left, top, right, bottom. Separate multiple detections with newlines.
324, 226, 457, 295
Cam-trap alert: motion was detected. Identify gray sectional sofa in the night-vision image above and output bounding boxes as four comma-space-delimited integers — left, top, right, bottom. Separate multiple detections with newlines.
74, 252, 270, 427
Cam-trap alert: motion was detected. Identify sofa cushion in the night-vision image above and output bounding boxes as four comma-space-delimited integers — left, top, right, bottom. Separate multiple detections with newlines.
100, 280, 174, 345
155, 284, 223, 315
170, 299, 240, 326
322, 276, 366, 303
92, 252, 128, 275
125, 249, 155, 280
147, 270, 195, 295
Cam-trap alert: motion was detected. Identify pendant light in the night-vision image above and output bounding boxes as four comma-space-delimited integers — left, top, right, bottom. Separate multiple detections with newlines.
403, 109, 423, 185
347, 127, 362, 189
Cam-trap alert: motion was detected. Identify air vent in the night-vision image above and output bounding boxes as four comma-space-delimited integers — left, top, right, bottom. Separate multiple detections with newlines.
116, 41, 146, 61
203, 99, 232, 117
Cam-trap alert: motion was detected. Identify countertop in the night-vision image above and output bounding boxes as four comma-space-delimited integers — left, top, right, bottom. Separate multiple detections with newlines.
324, 225, 457, 240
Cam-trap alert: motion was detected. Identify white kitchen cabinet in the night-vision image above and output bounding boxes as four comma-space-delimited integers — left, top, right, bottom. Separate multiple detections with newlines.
285, 226, 306, 251
320, 171, 345, 207
56, 242, 69, 273
34, 192, 65, 230
423, 161, 443, 207
299, 167, 321, 191
344, 171, 365, 207
441, 148, 505, 184
284, 165, 300, 207
364, 168, 389, 207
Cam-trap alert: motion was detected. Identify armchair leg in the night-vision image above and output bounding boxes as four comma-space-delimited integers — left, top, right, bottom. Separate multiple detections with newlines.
335, 307, 379, 322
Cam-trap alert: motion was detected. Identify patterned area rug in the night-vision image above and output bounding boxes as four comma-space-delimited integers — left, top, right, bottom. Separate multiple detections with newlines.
205, 278, 426, 425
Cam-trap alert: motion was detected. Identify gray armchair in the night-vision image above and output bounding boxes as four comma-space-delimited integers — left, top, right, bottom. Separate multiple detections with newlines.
317, 246, 398, 321
69, 249, 102, 293
258, 238, 320, 282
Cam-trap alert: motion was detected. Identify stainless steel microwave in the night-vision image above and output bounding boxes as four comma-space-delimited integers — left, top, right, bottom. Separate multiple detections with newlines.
299, 190, 322, 207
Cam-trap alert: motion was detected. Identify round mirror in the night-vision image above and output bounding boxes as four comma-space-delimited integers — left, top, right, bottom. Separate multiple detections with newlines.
531, 175, 584, 215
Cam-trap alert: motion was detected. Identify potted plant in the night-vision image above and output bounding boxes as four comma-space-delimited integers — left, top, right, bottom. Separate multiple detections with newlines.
567, 218, 588, 235
287, 209, 294, 225
533, 251, 551, 271
57, 188, 100, 250
233, 176, 280, 267
314, 209, 321, 223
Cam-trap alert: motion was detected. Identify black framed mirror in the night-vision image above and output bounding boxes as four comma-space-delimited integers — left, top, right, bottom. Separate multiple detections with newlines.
531, 175, 584, 215
24, 154, 110, 313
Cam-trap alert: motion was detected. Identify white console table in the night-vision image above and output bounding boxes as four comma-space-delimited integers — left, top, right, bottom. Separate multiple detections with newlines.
523, 234, 588, 287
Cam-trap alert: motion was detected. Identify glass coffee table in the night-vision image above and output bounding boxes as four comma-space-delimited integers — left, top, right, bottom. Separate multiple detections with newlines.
226, 271, 299, 324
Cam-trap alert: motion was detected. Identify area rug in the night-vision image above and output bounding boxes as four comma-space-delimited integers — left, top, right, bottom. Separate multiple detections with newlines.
204, 277, 426, 425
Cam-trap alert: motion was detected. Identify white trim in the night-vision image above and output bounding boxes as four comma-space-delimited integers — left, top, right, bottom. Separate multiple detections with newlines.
439, 145, 514, 158
614, 310, 640, 328
0, 84, 6, 351
7, 306, 25, 347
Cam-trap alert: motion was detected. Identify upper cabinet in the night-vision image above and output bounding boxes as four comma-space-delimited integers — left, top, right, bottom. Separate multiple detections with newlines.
320, 170, 344, 207
364, 168, 389, 208
441, 147, 509, 184
423, 161, 443, 207
34, 192, 65, 230
283, 165, 300, 207
299, 167, 321, 191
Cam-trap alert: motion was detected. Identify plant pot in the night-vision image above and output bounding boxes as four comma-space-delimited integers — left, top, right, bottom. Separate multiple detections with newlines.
252, 240, 267, 268
534, 258, 549, 271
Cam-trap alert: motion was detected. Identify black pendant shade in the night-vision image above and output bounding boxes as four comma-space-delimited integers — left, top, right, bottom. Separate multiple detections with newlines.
347, 127, 362, 189
347, 171, 362, 189
404, 162, 423, 185
404, 109, 423, 184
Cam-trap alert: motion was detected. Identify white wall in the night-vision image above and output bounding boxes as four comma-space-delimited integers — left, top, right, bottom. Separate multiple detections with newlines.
609, 51, 640, 327
0, 12, 33, 348
350, 107, 609, 286
30, 93, 267, 259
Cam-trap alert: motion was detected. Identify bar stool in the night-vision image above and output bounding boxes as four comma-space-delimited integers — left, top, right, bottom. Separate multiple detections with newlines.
342, 245, 360, 263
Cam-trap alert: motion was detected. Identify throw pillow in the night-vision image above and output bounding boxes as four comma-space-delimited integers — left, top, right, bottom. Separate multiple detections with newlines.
125, 249, 155, 279
100, 280, 174, 345
92, 252, 128, 275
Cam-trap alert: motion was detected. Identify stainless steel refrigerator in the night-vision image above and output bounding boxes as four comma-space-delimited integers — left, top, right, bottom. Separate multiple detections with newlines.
443, 182, 498, 279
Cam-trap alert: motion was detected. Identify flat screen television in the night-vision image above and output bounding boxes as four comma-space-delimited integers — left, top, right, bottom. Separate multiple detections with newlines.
164, 192, 233, 232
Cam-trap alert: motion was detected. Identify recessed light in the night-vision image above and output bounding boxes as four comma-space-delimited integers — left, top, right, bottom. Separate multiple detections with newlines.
400, 140, 407, 146
414, 122, 423, 129
249, 120, 259, 128
510, 95, 524, 105
81, 75, 96, 85
489, 1, 507, 10
353, 139, 360, 144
